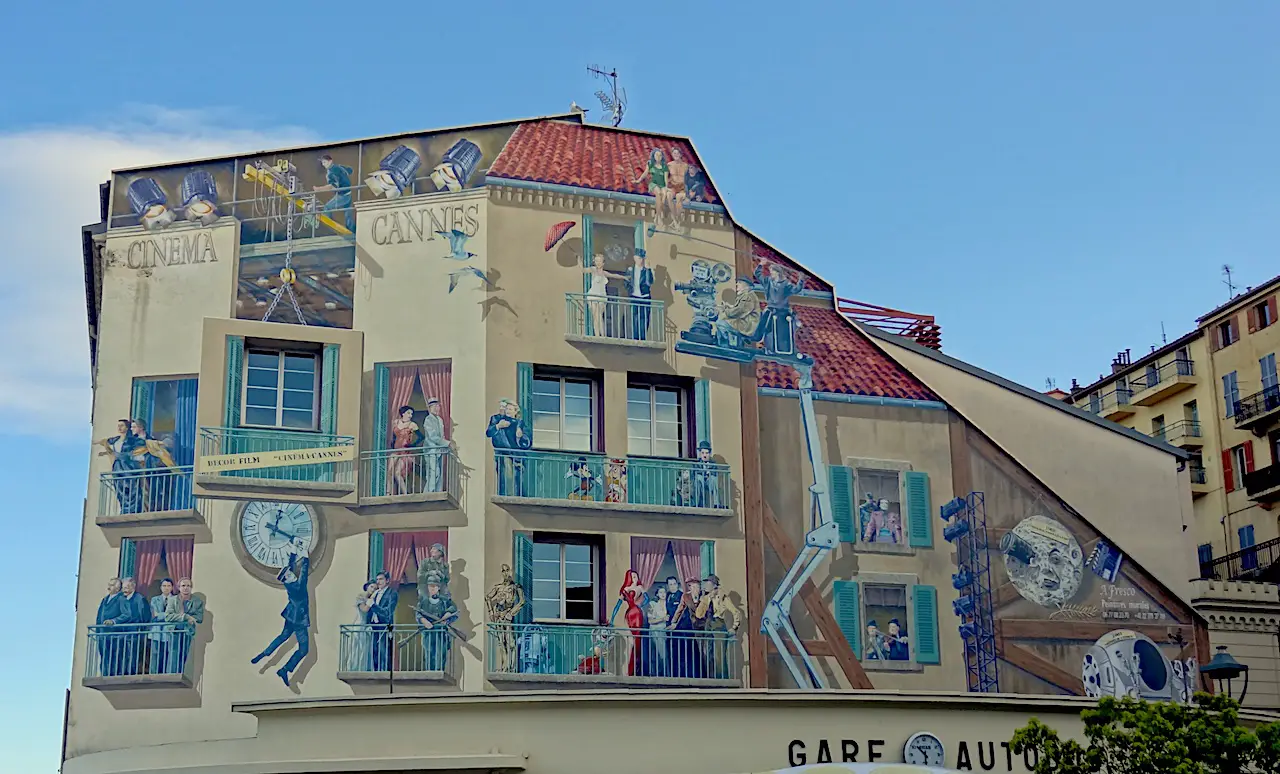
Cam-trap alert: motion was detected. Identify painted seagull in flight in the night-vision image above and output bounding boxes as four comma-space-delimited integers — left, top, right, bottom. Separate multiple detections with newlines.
436, 229, 477, 261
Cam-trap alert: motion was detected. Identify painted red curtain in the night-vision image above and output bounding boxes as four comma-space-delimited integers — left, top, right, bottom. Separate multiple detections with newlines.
671, 539, 703, 588
416, 362, 452, 440
382, 531, 415, 585
386, 366, 418, 445
630, 537, 670, 591
133, 539, 165, 590
164, 537, 195, 585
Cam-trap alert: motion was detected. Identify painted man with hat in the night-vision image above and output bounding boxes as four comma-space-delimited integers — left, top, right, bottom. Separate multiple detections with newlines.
414, 570, 459, 672
692, 440, 721, 509
420, 397, 448, 492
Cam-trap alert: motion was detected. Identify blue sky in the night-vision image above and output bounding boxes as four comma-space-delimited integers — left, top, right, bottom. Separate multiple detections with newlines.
2, 2, 1279, 771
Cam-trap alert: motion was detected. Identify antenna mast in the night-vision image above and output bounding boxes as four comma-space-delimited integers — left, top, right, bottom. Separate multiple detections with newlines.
1222, 264, 1237, 298
588, 65, 627, 127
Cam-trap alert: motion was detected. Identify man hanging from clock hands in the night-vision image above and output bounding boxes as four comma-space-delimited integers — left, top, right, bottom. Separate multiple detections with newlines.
251, 537, 312, 687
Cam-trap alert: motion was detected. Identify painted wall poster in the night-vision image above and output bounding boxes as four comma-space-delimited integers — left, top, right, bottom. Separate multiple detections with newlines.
236, 244, 355, 328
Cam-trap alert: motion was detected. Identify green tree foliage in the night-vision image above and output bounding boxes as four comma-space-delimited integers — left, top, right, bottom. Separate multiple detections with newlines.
1011, 693, 1280, 774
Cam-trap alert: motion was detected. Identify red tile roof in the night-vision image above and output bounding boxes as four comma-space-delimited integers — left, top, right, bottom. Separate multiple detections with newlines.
756, 305, 939, 401
751, 238, 831, 292
488, 121, 720, 204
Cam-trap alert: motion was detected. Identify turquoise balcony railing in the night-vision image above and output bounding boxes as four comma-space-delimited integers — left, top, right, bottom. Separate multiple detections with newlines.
360, 447, 461, 504
338, 624, 456, 680
486, 623, 740, 686
98, 466, 195, 521
197, 427, 355, 486
493, 449, 730, 512
84, 623, 195, 686
565, 294, 665, 346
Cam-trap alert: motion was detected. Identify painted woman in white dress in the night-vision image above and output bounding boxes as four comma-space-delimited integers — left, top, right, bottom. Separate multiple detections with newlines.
346, 581, 375, 671
586, 253, 627, 337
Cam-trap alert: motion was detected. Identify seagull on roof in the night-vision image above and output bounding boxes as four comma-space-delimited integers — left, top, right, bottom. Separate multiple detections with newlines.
436, 229, 477, 261
448, 266, 495, 293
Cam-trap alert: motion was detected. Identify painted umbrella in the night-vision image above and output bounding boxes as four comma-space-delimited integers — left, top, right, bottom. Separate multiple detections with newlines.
544, 220, 577, 251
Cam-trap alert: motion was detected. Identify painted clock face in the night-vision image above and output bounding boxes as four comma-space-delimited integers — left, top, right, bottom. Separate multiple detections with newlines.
237, 501, 317, 569
904, 732, 945, 767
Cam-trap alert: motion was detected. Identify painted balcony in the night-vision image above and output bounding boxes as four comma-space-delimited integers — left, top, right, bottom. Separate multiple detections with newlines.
1245, 464, 1280, 504
337, 624, 455, 684
83, 623, 195, 690
491, 449, 731, 516
1130, 358, 1197, 406
357, 448, 461, 510
1234, 385, 1280, 432
485, 623, 741, 688
195, 426, 356, 495
96, 466, 202, 527
564, 294, 666, 349
1189, 464, 1210, 498
1152, 420, 1203, 449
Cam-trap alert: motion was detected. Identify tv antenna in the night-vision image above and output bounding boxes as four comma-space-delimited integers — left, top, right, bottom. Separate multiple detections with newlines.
588, 65, 627, 127
1222, 264, 1237, 298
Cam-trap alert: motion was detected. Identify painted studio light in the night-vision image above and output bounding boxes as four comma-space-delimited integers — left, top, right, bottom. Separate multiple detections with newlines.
180, 170, 220, 226
127, 177, 176, 231
431, 138, 482, 192
365, 144, 421, 199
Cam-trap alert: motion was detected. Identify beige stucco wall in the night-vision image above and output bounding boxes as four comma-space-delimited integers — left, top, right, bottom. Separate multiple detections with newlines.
872, 334, 1198, 603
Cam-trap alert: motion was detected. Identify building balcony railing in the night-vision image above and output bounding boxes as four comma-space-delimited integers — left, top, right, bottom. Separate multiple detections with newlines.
1189, 464, 1208, 485
492, 449, 731, 516
1152, 420, 1203, 448
564, 294, 666, 349
1203, 535, 1280, 583
1234, 385, 1280, 430
1081, 387, 1134, 419
83, 623, 195, 689
337, 624, 456, 683
1244, 464, 1280, 503
486, 623, 741, 687
358, 448, 461, 509
96, 466, 202, 526
1130, 358, 1196, 406
196, 427, 356, 493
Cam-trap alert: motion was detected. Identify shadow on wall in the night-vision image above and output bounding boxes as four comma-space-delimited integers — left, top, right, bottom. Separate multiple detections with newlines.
100, 602, 214, 711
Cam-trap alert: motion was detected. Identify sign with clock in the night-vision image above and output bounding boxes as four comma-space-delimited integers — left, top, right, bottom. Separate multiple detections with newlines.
234, 501, 324, 579
904, 732, 945, 767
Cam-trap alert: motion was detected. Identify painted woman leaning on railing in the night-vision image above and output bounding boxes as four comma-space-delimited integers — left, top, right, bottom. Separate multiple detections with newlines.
96, 419, 145, 514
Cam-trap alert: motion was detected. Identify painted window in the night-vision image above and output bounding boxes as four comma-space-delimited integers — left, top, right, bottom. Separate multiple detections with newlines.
531, 375, 598, 452
531, 536, 600, 623
243, 350, 318, 430
1223, 371, 1239, 418
118, 536, 196, 599
833, 575, 939, 669
627, 383, 687, 458
1270, 430, 1280, 467
857, 469, 904, 545
366, 530, 449, 622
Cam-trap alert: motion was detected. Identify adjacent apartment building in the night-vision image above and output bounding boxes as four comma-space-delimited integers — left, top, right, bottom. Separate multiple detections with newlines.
68, 112, 1249, 774
1069, 276, 1280, 581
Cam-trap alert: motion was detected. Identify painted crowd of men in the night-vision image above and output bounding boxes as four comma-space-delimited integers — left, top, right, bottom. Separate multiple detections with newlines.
94, 576, 204, 678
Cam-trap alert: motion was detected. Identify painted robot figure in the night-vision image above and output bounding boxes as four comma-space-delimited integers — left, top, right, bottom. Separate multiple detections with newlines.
487, 399, 532, 497
251, 540, 312, 687
485, 564, 527, 673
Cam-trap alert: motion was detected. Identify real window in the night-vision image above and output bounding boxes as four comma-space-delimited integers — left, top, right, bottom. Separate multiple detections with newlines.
1256, 301, 1274, 330
243, 350, 318, 430
1231, 445, 1248, 490
1144, 363, 1159, 388
531, 373, 599, 452
1197, 543, 1213, 579
856, 469, 903, 545
1239, 525, 1257, 572
1218, 319, 1238, 349
1089, 392, 1101, 413
1270, 431, 1280, 467
1185, 400, 1199, 425
530, 536, 600, 623
1151, 415, 1165, 438
1262, 354, 1278, 391
1223, 372, 1240, 418
627, 381, 688, 458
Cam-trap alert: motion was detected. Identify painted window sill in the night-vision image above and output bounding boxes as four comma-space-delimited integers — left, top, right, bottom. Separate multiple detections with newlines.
488, 671, 741, 688
853, 543, 915, 556
337, 670, 450, 684
83, 673, 193, 690
565, 333, 666, 350
860, 660, 925, 673
95, 507, 205, 529
491, 495, 730, 518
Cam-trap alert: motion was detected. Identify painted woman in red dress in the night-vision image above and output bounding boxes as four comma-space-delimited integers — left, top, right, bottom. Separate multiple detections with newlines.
389, 406, 420, 495
609, 569, 648, 676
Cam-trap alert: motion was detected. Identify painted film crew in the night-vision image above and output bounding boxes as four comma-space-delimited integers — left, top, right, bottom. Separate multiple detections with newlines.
251, 540, 311, 686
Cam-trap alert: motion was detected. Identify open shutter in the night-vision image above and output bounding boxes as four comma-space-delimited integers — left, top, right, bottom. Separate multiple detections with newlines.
1244, 441, 1256, 473
1249, 305, 1260, 333
634, 220, 645, 254
833, 580, 861, 658
912, 585, 940, 664
516, 363, 534, 430
1230, 315, 1241, 343
905, 471, 933, 548
700, 540, 715, 577
370, 364, 390, 497
581, 215, 594, 294
223, 336, 244, 428
320, 344, 340, 436
1223, 449, 1236, 493
1268, 297, 1278, 327
119, 538, 137, 579
695, 379, 711, 449
828, 465, 856, 542
513, 531, 534, 624
130, 379, 156, 427
368, 531, 384, 578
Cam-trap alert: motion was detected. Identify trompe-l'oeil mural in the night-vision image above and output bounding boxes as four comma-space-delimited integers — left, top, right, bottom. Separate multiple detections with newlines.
91, 575, 204, 681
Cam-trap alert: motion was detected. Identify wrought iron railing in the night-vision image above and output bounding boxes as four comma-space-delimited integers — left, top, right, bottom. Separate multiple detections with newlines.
1152, 420, 1201, 444
98, 466, 195, 519
360, 447, 460, 502
1131, 358, 1195, 392
1081, 387, 1133, 415
1189, 465, 1207, 485
197, 427, 355, 485
493, 449, 730, 510
565, 294, 666, 345
338, 624, 455, 676
1204, 535, 1280, 581
85, 623, 195, 681
1244, 464, 1280, 498
485, 623, 740, 683
1234, 385, 1280, 424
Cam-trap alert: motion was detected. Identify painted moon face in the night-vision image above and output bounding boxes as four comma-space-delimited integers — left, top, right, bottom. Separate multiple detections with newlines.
1001, 515, 1084, 608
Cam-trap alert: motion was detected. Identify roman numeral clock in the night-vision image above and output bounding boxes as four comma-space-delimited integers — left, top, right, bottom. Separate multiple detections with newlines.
233, 501, 325, 581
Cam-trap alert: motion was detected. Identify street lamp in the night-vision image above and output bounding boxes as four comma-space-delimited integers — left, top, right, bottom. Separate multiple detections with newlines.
1201, 645, 1250, 703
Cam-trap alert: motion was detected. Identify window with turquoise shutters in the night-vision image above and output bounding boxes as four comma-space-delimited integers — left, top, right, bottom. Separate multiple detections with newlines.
912, 585, 940, 664
828, 465, 856, 542
833, 580, 861, 658
581, 214, 594, 294
694, 379, 711, 449
320, 343, 340, 436
904, 471, 932, 548
513, 532, 534, 624
370, 364, 390, 497
516, 363, 534, 429
223, 336, 244, 428
119, 539, 137, 580
368, 531, 384, 578
130, 379, 156, 426
700, 540, 715, 577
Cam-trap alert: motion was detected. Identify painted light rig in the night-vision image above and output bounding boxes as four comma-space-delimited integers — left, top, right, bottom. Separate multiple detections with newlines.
942, 492, 999, 693
365, 144, 421, 200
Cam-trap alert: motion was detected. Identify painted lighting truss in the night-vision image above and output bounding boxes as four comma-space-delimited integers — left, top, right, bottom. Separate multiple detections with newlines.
943, 492, 999, 693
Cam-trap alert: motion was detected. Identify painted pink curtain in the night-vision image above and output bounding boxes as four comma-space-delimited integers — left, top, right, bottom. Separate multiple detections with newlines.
416, 361, 452, 439
386, 366, 418, 446
133, 539, 165, 590
630, 537, 670, 590
163, 537, 194, 585
382, 532, 415, 585
671, 539, 703, 587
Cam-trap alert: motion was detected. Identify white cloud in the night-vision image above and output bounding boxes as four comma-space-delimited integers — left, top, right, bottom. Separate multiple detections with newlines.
0, 106, 314, 438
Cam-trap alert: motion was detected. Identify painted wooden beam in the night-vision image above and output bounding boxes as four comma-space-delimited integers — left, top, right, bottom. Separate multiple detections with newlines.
999, 618, 1193, 643
997, 640, 1084, 695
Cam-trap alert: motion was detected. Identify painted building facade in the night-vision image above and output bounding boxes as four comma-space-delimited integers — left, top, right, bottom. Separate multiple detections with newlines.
69, 114, 1226, 774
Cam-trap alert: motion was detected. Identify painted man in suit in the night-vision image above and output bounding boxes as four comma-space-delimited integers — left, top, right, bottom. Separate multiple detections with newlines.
487, 399, 532, 496
95, 578, 130, 677
251, 540, 311, 686
170, 577, 204, 674
368, 570, 399, 671
623, 248, 655, 341
119, 577, 151, 675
